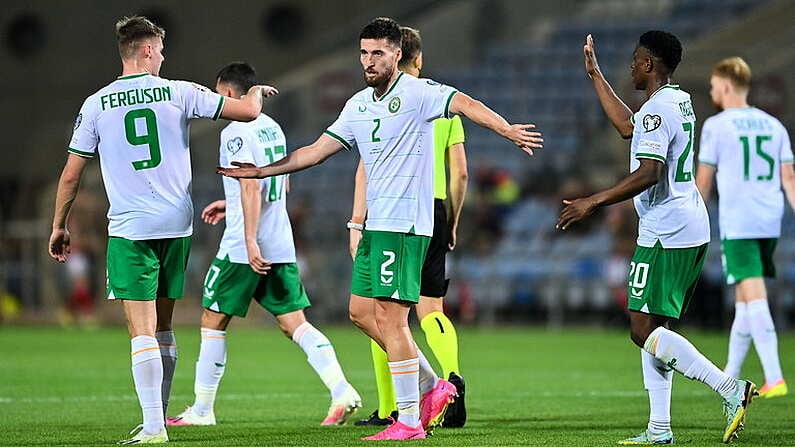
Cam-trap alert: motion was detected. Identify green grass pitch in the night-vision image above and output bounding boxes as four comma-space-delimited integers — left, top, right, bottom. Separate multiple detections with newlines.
1, 325, 793, 446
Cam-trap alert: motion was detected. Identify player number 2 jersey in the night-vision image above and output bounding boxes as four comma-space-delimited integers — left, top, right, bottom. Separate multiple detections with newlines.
325, 72, 458, 236
698, 107, 793, 239
216, 114, 296, 264
68, 73, 225, 240
630, 85, 710, 248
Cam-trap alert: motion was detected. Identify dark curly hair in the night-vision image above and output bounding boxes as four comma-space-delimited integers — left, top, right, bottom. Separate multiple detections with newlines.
639, 30, 682, 74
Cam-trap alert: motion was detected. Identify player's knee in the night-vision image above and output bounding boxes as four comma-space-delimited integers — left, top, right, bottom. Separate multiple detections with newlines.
629, 330, 647, 348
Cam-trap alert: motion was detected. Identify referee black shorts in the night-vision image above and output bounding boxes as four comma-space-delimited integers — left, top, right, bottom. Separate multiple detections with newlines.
420, 199, 449, 298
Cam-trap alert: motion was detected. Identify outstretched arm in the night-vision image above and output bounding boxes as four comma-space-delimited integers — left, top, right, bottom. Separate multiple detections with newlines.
557, 158, 663, 230
49, 154, 91, 262
695, 163, 716, 201
447, 142, 468, 250
349, 160, 367, 259
220, 85, 279, 122
218, 133, 345, 179
782, 162, 795, 211
584, 34, 634, 139
448, 93, 543, 155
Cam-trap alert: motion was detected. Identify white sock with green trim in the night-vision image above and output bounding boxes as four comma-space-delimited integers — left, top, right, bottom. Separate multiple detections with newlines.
292, 322, 352, 401
725, 302, 751, 378
641, 350, 672, 434
193, 328, 226, 417
747, 299, 783, 384
644, 327, 737, 399
131, 335, 164, 435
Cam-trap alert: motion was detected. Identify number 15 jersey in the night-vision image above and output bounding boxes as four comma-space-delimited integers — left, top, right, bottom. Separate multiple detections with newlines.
68, 73, 225, 240
630, 85, 710, 248
698, 106, 793, 239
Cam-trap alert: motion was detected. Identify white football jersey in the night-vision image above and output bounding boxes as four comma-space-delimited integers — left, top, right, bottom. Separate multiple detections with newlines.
326, 72, 458, 236
216, 114, 295, 264
68, 73, 225, 240
630, 85, 710, 248
699, 107, 793, 239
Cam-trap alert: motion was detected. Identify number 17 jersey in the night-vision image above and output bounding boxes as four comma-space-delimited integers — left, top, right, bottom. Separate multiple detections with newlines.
68, 73, 225, 240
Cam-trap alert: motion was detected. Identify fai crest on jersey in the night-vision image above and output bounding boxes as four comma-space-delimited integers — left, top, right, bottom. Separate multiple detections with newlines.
74, 113, 82, 130
226, 137, 243, 154
642, 114, 662, 132
358, 104, 367, 113
388, 96, 401, 113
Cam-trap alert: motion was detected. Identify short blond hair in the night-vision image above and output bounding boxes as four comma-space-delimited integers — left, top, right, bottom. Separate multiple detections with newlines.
712, 57, 751, 91
115, 16, 165, 59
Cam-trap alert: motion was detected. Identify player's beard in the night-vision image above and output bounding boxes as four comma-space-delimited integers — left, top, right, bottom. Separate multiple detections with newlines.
363, 69, 389, 88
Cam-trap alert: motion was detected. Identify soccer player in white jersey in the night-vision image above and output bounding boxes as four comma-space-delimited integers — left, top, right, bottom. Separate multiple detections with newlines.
350, 26, 469, 429
47, 17, 277, 444
696, 57, 794, 399
219, 17, 542, 441
558, 32, 757, 444
165, 62, 361, 428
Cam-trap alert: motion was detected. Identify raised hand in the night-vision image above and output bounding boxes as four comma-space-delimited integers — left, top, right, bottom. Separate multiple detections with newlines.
584, 34, 602, 79
557, 197, 597, 230
201, 200, 226, 225
217, 161, 265, 179
503, 124, 543, 155
48, 228, 71, 262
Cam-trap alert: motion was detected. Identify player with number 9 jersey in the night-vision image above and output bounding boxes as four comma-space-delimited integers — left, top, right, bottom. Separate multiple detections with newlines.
69, 74, 225, 240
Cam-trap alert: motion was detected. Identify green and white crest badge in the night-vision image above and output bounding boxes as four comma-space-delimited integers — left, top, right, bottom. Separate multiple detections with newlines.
388, 96, 401, 113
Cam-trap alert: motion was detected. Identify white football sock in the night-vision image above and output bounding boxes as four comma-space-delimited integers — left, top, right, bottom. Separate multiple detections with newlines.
416, 347, 439, 395
725, 302, 751, 378
193, 328, 227, 416
389, 358, 420, 427
155, 330, 177, 417
292, 322, 352, 401
131, 335, 164, 434
644, 327, 737, 399
641, 350, 672, 434
747, 299, 784, 384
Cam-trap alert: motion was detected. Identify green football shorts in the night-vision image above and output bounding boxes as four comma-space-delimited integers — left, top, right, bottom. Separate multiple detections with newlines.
626, 241, 708, 319
721, 238, 777, 285
351, 230, 430, 303
201, 256, 310, 317
106, 236, 191, 300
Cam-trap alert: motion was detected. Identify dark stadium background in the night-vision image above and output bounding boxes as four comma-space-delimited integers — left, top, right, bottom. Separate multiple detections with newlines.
1, 0, 794, 331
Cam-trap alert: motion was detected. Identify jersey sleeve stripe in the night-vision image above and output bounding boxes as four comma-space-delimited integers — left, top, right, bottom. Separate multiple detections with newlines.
68, 147, 94, 158
444, 91, 459, 119
212, 96, 226, 120
324, 130, 352, 151
635, 153, 666, 163
698, 160, 717, 167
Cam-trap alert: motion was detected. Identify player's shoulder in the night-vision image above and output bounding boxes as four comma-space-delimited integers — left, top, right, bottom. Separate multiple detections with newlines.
750, 106, 785, 128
